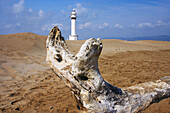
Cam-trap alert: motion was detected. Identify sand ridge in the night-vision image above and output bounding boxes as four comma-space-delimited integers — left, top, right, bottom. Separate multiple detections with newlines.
0, 33, 170, 112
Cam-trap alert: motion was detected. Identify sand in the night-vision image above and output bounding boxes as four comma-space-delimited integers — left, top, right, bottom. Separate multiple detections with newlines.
0, 33, 170, 113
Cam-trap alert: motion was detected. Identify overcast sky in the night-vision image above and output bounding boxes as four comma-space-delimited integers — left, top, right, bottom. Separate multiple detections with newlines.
0, 0, 170, 39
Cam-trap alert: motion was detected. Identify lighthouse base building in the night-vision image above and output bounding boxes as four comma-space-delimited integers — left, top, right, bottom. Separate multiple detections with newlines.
69, 35, 78, 40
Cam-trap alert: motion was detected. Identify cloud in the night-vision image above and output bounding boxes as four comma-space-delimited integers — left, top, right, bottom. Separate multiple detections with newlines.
28, 8, 32, 13
98, 23, 108, 29
78, 22, 91, 29
155, 20, 170, 26
39, 10, 43, 18
4, 23, 22, 29
16, 23, 21, 27
13, 0, 24, 13
52, 23, 63, 29
1, 0, 61, 35
42, 23, 63, 31
75, 3, 88, 15
60, 10, 65, 13
5, 24, 12, 28
138, 22, 153, 28
132, 20, 170, 28
129, 24, 135, 28
42, 25, 51, 31
114, 24, 123, 28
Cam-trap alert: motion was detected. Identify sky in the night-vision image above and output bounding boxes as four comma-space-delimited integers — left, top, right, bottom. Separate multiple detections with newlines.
0, 0, 170, 39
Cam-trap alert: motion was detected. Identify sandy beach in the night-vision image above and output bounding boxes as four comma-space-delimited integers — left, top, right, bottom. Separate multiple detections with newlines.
0, 33, 170, 113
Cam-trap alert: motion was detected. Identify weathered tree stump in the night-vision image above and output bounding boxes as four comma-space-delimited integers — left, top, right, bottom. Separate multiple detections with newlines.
46, 26, 170, 113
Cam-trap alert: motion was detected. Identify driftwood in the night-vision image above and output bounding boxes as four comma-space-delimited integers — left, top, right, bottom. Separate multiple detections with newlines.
46, 26, 170, 113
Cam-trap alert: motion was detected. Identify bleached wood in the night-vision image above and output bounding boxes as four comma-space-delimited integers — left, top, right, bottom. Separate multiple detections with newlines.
46, 26, 170, 113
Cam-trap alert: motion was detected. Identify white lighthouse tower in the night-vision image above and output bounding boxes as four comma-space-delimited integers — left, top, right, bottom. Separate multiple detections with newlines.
69, 9, 78, 40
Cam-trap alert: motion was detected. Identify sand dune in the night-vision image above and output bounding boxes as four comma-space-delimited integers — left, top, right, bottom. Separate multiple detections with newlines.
0, 33, 170, 112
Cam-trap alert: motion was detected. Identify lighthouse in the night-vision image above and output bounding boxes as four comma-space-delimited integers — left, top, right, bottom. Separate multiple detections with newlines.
69, 9, 78, 40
